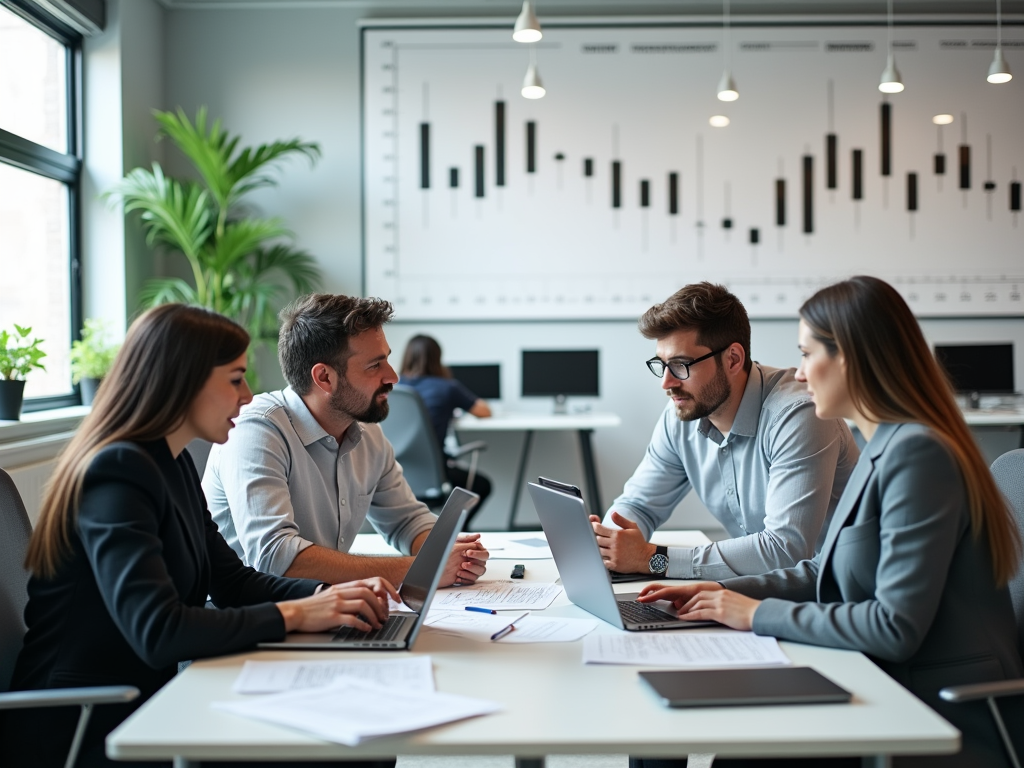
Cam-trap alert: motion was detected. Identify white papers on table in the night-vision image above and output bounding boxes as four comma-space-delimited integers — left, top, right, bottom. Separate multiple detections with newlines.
481, 534, 552, 559
424, 610, 598, 643
233, 656, 434, 694
583, 632, 792, 667
214, 678, 500, 746
432, 580, 562, 610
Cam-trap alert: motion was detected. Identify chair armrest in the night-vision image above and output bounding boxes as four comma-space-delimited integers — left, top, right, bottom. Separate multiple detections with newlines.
449, 440, 487, 458
0, 685, 139, 710
939, 679, 1024, 703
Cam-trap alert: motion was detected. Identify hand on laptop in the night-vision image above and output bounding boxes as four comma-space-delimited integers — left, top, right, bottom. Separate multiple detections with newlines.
275, 577, 400, 634
443, 532, 490, 586
637, 582, 760, 630
590, 511, 657, 574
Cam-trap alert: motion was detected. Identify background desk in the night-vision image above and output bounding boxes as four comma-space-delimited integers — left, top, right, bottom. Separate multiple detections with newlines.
108, 532, 958, 768
454, 412, 621, 530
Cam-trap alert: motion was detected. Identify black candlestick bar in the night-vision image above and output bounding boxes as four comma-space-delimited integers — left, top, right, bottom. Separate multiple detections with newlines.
1012, 182, 1021, 211
612, 161, 622, 208
419, 123, 430, 189
722, 218, 733, 229
959, 145, 971, 189
803, 155, 814, 234
526, 121, 536, 173
907, 172, 918, 211
934, 154, 946, 175
584, 158, 594, 177
880, 103, 892, 177
749, 227, 760, 244
775, 179, 786, 226
826, 134, 837, 189
449, 167, 459, 188
495, 101, 506, 187
474, 145, 484, 198
852, 149, 864, 200
668, 172, 679, 215
640, 180, 650, 208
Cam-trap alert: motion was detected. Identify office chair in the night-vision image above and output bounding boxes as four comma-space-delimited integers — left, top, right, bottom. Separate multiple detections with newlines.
381, 385, 486, 523
0, 467, 138, 768
939, 448, 1024, 768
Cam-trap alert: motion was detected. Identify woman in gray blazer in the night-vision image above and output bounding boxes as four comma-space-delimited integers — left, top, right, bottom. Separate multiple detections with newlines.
636, 276, 1023, 768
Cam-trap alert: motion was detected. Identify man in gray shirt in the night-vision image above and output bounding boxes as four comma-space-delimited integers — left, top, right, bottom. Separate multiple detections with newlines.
204, 293, 489, 587
592, 282, 859, 581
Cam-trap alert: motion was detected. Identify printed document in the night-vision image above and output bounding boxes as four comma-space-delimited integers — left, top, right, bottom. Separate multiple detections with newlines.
424, 610, 598, 643
481, 534, 552, 559
432, 580, 562, 610
214, 678, 501, 746
233, 656, 434, 694
583, 631, 792, 667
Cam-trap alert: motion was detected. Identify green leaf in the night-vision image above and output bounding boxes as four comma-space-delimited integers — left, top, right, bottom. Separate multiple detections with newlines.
139, 277, 200, 308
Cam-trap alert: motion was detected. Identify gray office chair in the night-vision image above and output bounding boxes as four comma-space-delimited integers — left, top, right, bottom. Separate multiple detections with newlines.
0, 467, 138, 768
939, 448, 1024, 768
381, 385, 486, 513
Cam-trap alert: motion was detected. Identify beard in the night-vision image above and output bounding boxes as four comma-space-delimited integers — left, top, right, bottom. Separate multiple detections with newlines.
330, 377, 393, 423
668, 362, 731, 422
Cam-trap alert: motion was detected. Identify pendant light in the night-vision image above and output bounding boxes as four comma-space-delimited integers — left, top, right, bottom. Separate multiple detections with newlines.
879, 0, 904, 93
522, 47, 545, 99
987, 0, 1012, 83
513, 0, 542, 44
717, 0, 739, 101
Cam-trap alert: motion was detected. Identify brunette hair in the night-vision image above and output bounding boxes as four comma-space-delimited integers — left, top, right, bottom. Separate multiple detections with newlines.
800, 276, 1020, 585
278, 294, 394, 394
26, 305, 249, 578
638, 282, 752, 372
400, 335, 449, 379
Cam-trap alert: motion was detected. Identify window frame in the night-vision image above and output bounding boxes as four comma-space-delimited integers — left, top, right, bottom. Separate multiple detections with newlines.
0, 0, 84, 412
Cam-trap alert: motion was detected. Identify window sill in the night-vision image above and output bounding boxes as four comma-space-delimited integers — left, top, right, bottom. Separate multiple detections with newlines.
0, 406, 90, 468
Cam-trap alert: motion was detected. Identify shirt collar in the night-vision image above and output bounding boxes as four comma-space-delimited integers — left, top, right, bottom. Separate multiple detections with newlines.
696, 362, 764, 441
281, 386, 364, 448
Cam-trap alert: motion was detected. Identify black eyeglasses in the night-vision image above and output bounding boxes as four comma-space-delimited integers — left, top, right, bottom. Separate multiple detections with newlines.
646, 348, 728, 380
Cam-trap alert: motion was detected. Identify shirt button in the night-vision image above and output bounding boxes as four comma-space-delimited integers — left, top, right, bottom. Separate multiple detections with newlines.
727, 489, 733, 495
341, 499, 347, 506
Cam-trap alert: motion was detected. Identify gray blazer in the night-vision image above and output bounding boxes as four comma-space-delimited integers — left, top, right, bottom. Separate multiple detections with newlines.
725, 421, 1023, 767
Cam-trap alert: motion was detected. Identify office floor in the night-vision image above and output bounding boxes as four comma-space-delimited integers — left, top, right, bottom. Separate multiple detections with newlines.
397, 755, 714, 767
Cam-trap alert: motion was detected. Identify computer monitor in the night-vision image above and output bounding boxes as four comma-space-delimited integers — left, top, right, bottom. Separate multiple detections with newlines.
934, 343, 1015, 395
447, 364, 501, 400
521, 350, 599, 412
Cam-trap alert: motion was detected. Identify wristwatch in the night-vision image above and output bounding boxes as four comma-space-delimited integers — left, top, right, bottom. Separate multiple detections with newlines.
648, 545, 669, 575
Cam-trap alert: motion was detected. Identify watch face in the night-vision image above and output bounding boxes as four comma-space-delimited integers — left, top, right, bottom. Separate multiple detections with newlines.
649, 553, 669, 574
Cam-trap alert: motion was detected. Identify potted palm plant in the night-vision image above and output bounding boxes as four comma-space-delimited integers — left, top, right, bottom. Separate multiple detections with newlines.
108, 107, 322, 387
69, 318, 119, 405
0, 325, 47, 421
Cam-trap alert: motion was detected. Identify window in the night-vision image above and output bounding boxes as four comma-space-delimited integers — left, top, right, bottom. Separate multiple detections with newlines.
0, 1, 81, 410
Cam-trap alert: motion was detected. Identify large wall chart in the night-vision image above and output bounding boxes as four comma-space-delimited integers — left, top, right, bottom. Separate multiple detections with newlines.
362, 23, 1023, 319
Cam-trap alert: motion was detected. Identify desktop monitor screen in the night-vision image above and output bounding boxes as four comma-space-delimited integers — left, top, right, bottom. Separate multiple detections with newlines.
521, 350, 600, 398
934, 343, 1015, 394
448, 364, 501, 400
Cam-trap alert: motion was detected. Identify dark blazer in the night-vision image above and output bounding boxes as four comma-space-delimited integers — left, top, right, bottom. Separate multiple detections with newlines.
0, 439, 321, 768
725, 422, 1024, 768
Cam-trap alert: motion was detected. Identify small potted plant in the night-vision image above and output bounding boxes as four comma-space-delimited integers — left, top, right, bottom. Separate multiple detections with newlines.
0, 325, 47, 421
70, 318, 119, 405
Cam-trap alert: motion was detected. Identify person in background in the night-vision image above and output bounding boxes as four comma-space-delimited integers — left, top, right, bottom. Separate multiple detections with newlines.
0, 305, 398, 768
636, 276, 1024, 768
400, 334, 493, 522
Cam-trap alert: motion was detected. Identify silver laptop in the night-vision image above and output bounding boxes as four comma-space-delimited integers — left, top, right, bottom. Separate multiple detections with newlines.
527, 481, 715, 631
259, 487, 479, 650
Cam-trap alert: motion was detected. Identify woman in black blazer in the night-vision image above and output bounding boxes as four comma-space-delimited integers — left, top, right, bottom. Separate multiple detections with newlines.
636, 277, 1023, 768
0, 305, 399, 768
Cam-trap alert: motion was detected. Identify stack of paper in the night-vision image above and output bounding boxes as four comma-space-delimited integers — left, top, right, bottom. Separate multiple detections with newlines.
232, 657, 435, 694
583, 632, 792, 667
433, 580, 562, 610
424, 610, 598, 643
216, 677, 500, 746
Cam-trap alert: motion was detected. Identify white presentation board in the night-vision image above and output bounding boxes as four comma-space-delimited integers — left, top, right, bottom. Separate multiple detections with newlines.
362, 23, 1024, 319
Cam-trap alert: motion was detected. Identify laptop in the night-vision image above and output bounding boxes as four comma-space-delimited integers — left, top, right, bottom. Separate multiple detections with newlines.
259, 487, 479, 650
527, 480, 715, 631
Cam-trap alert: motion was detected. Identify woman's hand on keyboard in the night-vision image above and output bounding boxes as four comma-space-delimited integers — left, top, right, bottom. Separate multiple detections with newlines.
277, 578, 400, 634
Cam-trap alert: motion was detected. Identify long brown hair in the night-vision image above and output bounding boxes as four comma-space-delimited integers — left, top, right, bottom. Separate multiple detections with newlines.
800, 276, 1020, 585
400, 335, 450, 379
26, 305, 249, 578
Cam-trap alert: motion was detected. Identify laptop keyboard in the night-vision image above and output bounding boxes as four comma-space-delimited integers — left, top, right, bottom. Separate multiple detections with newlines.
333, 614, 408, 643
617, 600, 676, 624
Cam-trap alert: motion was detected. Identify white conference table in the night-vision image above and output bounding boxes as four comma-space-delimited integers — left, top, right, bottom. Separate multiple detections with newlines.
454, 411, 622, 529
107, 531, 959, 768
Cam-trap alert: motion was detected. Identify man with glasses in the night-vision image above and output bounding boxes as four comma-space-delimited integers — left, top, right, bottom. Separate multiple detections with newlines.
591, 282, 859, 579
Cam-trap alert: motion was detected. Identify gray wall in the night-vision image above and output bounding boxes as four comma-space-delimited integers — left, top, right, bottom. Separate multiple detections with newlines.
153, 6, 1024, 530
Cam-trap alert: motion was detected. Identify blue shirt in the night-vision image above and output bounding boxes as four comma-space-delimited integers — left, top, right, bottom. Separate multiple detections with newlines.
400, 375, 478, 450
608, 363, 860, 581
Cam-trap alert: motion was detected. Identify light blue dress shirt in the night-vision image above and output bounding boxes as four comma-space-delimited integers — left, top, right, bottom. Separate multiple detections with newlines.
607, 364, 859, 580
203, 387, 436, 576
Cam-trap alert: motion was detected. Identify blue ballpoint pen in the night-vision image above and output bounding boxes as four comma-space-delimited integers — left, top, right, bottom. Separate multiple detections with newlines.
465, 606, 497, 614
490, 612, 530, 641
